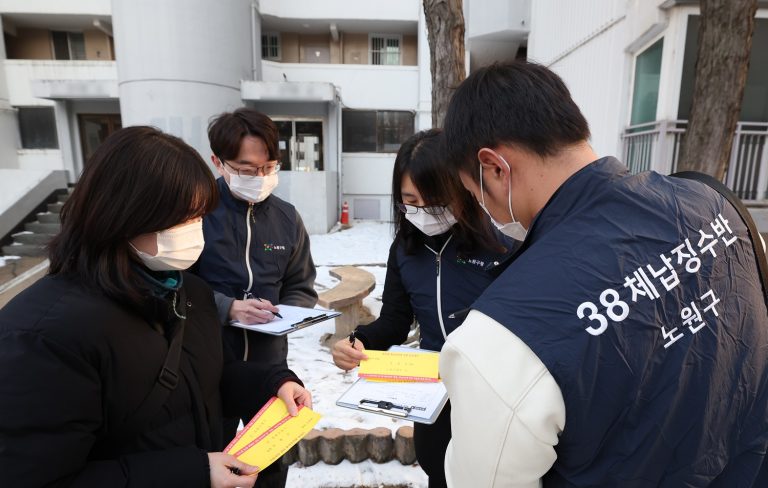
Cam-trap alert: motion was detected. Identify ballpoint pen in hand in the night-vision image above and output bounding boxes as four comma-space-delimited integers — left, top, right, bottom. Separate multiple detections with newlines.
244, 291, 283, 318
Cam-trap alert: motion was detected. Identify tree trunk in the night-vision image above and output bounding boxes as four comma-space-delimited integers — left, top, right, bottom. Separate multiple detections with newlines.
677, 0, 757, 179
423, 0, 466, 128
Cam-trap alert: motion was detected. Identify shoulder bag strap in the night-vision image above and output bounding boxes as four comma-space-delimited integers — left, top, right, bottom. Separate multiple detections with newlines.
673, 171, 768, 301
110, 287, 187, 444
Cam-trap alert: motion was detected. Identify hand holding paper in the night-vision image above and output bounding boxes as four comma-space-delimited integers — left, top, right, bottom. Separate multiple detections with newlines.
277, 381, 312, 416
226, 397, 321, 471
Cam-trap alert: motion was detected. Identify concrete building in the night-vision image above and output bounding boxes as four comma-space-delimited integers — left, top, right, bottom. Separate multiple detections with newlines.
0, 0, 529, 237
528, 0, 768, 204
0, 0, 530, 235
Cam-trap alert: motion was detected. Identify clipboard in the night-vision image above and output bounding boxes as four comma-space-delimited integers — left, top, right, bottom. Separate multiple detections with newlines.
335, 346, 448, 424
230, 304, 341, 336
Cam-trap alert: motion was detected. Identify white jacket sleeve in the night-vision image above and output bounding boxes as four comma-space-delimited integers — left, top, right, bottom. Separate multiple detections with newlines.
440, 310, 566, 488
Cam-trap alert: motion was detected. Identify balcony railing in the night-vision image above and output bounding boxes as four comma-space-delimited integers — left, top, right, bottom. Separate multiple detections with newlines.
622, 120, 768, 201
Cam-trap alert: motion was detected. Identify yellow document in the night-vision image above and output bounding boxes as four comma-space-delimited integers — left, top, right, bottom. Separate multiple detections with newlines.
225, 397, 321, 470
358, 350, 440, 382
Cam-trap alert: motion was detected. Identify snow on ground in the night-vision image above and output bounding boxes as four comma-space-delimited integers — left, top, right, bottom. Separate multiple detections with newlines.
285, 221, 428, 487
0, 256, 20, 267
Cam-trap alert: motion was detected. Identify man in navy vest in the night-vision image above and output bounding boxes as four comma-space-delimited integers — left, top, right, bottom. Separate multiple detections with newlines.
439, 61, 768, 487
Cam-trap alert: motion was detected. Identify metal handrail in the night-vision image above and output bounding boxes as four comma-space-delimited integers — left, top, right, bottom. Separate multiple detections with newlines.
621, 119, 768, 201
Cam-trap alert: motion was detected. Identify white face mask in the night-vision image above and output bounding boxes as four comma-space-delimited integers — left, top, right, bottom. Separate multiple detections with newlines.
479, 154, 528, 241
225, 169, 279, 203
131, 220, 205, 271
404, 206, 458, 236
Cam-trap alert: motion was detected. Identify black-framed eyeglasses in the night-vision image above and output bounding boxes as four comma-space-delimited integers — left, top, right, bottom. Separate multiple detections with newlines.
396, 203, 448, 215
221, 158, 282, 178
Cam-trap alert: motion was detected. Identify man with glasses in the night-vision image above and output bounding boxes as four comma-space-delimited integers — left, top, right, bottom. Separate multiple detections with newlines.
193, 107, 317, 488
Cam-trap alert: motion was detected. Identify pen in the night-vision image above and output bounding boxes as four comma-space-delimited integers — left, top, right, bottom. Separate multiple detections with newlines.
349, 330, 356, 347
257, 297, 283, 319
245, 291, 283, 319
256, 297, 283, 319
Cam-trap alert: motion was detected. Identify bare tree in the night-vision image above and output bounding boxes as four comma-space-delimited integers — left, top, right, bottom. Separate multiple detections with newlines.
423, 0, 466, 128
678, 0, 757, 179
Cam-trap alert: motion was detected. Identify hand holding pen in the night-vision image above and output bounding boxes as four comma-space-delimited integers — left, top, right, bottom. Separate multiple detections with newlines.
228, 293, 283, 324
331, 331, 368, 371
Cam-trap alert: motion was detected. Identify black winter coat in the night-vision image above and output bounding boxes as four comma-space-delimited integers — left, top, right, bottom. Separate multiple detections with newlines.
0, 272, 299, 487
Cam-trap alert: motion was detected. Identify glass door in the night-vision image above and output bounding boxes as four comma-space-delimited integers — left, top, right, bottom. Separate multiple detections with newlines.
272, 118, 323, 171
78, 114, 122, 164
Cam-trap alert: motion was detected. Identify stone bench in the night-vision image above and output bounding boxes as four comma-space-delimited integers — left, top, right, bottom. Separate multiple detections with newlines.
318, 266, 376, 345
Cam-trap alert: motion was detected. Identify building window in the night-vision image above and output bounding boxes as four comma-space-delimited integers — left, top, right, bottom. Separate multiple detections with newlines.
342, 110, 414, 153
370, 34, 401, 65
18, 107, 59, 149
51, 31, 86, 60
629, 38, 663, 126
262, 33, 280, 60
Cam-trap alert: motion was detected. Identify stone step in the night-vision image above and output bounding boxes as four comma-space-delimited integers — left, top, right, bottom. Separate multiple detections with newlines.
47, 202, 64, 214
24, 221, 60, 234
1, 244, 47, 257
57, 192, 70, 203
37, 212, 60, 224
12, 232, 53, 245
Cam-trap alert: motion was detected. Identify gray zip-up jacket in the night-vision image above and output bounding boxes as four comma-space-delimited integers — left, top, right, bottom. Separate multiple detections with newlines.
193, 177, 317, 373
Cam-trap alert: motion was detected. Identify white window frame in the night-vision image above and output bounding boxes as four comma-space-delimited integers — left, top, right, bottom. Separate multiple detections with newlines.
261, 32, 281, 60
368, 33, 402, 66
627, 36, 665, 127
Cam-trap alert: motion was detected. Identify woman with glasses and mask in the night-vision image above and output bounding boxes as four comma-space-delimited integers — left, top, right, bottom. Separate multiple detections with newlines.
331, 129, 517, 488
0, 127, 311, 488
192, 108, 317, 488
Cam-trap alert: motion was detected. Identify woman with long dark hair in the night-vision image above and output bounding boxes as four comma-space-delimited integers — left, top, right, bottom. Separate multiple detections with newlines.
331, 129, 516, 487
0, 126, 310, 488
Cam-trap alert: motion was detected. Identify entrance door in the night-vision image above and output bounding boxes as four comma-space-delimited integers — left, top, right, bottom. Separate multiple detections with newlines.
78, 114, 122, 164
273, 119, 323, 171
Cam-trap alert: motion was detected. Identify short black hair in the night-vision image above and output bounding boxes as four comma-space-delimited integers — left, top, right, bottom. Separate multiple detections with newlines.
444, 61, 590, 179
392, 129, 505, 254
48, 126, 218, 308
208, 107, 279, 161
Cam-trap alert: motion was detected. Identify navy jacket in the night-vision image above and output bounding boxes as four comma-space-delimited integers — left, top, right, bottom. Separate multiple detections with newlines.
474, 157, 768, 487
193, 178, 317, 371
355, 230, 514, 352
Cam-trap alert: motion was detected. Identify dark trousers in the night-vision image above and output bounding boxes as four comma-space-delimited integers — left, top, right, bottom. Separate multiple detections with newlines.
413, 402, 452, 488
223, 416, 289, 488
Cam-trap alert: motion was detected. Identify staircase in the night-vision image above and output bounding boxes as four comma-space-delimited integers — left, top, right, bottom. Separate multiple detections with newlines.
1, 189, 69, 257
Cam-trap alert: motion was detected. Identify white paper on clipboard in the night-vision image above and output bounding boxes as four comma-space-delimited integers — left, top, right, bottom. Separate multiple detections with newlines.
335, 346, 448, 424
230, 305, 340, 336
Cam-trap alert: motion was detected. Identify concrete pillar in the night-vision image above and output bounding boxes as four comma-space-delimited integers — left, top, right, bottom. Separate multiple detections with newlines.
111, 0, 253, 162
0, 15, 20, 169
416, 5, 433, 131
53, 100, 76, 181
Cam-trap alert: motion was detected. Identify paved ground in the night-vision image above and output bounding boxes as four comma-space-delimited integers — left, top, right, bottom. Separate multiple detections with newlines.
0, 256, 47, 309
0, 256, 45, 286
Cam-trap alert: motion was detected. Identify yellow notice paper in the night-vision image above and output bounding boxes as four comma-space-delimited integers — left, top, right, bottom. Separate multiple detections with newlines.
358, 350, 440, 382
225, 397, 321, 471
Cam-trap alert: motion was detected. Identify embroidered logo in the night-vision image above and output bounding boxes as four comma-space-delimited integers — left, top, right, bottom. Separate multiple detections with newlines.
263, 243, 287, 252
457, 256, 486, 267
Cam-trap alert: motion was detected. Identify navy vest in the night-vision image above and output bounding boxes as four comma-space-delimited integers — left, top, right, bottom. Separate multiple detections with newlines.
397, 234, 510, 352
474, 157, 768, 487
